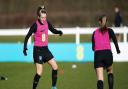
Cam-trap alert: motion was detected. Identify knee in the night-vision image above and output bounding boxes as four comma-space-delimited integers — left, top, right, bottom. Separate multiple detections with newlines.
37, 69, 43, 76
98, 76, 104, 81
107, 66, 113, 73
52, 64, 58, 70
107, 69, 113, 74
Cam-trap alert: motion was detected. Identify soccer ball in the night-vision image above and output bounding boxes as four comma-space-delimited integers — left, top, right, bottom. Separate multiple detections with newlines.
72, 64, 77, 69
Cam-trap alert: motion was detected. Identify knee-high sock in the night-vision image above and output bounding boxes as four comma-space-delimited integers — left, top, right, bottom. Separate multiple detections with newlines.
97, 80, 103, 89
108, 73, 114, 89
52, 70, 58, 87
33, 74, 41, 89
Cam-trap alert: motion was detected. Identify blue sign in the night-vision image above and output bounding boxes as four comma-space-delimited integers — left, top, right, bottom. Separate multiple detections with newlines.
0, 43, 94, 62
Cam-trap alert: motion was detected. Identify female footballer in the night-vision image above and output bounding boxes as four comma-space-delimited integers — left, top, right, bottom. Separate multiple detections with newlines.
92, 15, 120, 89
23, 6, 63, 89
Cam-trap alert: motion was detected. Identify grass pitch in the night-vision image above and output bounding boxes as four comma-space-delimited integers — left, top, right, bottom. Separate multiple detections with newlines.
0, 62, 128, 89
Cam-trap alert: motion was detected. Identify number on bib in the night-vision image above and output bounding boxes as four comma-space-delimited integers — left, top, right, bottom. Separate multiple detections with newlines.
42, 34, 46, 42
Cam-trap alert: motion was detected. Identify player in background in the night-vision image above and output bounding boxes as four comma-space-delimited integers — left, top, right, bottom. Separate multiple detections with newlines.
23, 6, 63, 89
92, 15, 120, 89
114, 6, 123, 41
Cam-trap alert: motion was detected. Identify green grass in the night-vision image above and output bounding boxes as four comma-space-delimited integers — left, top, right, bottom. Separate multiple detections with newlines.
0, 62, 128, 89
0, 35, 92, 43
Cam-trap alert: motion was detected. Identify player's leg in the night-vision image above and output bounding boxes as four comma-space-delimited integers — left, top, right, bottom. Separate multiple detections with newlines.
96, 67, 104, 89
107, 66, 114, 89
105, 50, 113, 89
48, 58, 58, 89
94, 51, 104, 89
33, 63, 43, 89
33, 46, 44, 89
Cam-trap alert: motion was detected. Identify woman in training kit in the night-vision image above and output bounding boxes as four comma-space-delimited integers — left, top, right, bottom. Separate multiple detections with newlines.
23, 6, 63, 89
92, 15, 120, 89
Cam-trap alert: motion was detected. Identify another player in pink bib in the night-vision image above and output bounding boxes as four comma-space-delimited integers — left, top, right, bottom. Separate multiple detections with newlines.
23, 6, 63, 89
94, 28, 111, 51
92, 15, 120, 89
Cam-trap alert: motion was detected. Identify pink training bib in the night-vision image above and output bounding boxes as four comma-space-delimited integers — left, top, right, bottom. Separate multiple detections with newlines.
94, 28, 111, 51
34, 20, 48, 47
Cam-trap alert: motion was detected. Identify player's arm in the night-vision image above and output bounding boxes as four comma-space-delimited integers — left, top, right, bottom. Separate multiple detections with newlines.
92, 31, 95, 51
23, 23, 37, 56
108, 28, 120, 54
47, 21, 63, 36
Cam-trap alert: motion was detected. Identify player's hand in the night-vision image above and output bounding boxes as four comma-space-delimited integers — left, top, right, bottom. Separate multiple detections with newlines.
23, 48, 28, 56
117, 50, 121, 54
58, 30, 63, 36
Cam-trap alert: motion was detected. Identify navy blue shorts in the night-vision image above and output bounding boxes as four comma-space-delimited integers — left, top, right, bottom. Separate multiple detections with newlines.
33, 46, 54, 64
94, 50, 113, 69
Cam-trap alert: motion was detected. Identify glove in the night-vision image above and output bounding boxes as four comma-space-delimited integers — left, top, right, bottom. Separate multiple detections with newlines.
117, 50, 121, 54
58, 30, 63, 36
23, 48, 28, 56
